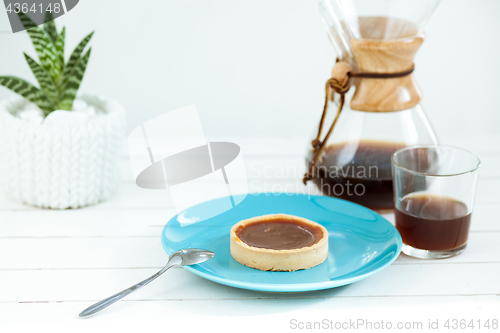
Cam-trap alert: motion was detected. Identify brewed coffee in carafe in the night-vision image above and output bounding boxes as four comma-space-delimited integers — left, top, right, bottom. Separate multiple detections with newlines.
304, 0, 440, 211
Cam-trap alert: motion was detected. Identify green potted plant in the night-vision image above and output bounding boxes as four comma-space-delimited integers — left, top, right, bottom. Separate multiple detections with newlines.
0, 12, 126, 209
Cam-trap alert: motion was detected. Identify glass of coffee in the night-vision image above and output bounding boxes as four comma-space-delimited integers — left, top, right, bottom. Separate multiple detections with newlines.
392, 145, 481, 259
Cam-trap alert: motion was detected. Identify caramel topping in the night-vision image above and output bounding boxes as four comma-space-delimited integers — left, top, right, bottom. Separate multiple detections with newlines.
235, 218, 324, 250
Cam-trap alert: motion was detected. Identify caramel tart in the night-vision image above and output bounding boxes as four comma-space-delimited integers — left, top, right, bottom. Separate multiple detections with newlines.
230, 214, 328, 271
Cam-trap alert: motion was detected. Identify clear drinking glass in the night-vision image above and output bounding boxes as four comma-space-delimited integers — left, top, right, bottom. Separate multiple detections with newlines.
392, 145, 481, 259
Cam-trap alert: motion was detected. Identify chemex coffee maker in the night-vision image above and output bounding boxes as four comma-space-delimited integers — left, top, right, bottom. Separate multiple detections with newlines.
304, 0, 441, 212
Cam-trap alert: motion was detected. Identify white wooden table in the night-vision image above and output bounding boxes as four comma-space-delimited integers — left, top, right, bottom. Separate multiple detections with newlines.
1, 136, 499, 332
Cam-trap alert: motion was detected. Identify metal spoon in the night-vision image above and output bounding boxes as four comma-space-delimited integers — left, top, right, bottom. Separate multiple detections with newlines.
78, 248, 214, 318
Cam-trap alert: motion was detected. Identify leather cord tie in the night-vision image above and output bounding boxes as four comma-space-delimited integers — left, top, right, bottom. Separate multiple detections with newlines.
302, 61, 415, 185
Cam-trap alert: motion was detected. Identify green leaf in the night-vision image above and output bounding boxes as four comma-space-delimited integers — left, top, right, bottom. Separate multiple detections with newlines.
18, 12, 61, 83
23, 53, 59, 102
17, 11, 37, 30
61, 31, 94, 84
55, 27, 65, 68
43, 11, 57, 44
0, 76, 56, 115
58, 48, 91, 110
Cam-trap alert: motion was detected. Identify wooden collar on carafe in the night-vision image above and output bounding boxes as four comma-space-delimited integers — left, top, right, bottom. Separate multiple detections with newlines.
303, 58, 418, 185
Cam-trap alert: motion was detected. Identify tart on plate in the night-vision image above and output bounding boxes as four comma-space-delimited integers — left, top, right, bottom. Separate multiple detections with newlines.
230, 213, 329, 271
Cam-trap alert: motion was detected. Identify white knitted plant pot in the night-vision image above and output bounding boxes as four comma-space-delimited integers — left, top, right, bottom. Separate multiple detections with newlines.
0, 94, 126, 209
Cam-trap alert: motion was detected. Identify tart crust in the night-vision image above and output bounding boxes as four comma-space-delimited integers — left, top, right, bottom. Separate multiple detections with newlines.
230, 214, 329, 271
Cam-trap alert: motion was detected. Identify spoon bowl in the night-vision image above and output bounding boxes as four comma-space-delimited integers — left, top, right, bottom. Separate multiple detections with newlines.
176, 248, 215, 265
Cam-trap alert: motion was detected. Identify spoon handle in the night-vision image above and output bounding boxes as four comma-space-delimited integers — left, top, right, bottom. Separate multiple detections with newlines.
79, 262, 176, 318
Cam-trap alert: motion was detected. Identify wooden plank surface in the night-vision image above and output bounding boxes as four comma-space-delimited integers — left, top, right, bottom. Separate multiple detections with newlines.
1, 295, 498, 333
0, 232, 499, 270
1, 261, 500, 301
0, 135, 499, 331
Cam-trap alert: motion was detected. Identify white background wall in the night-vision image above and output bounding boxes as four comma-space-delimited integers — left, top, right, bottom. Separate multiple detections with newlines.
1, 0, 499, 142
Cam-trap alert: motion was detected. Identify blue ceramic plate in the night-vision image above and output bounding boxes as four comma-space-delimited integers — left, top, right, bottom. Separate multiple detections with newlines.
161, 193, 402, 292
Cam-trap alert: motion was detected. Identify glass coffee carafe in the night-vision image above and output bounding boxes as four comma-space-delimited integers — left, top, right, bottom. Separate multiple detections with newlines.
304, 0, 441, 212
